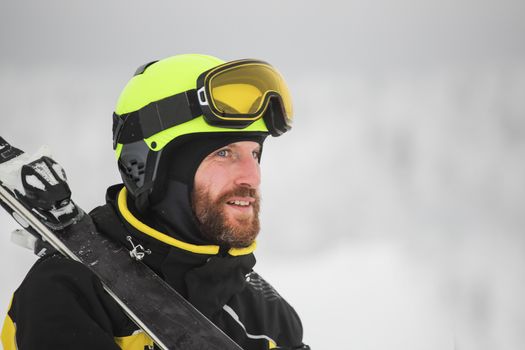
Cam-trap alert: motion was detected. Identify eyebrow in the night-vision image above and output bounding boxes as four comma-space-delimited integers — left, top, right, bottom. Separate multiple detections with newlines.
227, 143, 261, 152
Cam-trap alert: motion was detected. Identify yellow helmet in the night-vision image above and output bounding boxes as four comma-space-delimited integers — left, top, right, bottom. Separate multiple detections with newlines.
112, 54, 292, 208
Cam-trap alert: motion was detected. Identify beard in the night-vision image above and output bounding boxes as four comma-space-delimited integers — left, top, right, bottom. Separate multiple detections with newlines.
191, 186, 260, 248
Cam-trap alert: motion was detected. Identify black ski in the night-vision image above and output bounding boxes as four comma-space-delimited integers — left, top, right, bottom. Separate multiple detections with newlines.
0, 136, 242, 350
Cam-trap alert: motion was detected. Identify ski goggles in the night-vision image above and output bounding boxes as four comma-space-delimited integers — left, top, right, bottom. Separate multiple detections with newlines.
196, 59, 293, 133
113, 59, 293, 149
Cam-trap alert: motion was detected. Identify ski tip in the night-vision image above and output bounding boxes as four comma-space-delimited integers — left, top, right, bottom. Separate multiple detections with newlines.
0, 136, 9, 147
0, 137, 24, 164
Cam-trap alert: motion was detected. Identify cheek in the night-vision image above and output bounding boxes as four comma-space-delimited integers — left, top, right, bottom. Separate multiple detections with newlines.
194, 166, 229, 199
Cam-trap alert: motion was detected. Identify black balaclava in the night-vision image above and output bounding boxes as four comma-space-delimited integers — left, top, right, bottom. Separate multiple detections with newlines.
129, 132, 267, 246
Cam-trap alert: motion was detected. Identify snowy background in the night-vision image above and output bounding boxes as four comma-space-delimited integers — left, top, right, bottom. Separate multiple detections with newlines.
1, 1, 525, 349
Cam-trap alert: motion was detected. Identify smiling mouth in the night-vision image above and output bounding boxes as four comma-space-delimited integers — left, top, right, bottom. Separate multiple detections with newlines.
226, 200, 251, 207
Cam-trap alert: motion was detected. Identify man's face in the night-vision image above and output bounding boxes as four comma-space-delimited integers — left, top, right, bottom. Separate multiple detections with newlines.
192, 141, 262, 248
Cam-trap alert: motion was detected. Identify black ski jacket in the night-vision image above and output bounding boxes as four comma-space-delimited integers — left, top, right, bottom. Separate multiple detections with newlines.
1, 185, 309, 350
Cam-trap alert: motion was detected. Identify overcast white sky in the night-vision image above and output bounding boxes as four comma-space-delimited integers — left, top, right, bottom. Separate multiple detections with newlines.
1, 0, 524, 72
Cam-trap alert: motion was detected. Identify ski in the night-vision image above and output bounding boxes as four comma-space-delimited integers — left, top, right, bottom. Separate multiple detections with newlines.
0, 136, 242, 350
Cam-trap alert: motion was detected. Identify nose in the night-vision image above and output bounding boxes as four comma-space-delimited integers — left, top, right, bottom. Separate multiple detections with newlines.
234, 153, 261, 189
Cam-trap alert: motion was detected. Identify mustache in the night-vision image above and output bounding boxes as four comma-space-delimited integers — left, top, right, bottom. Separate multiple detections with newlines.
219, 187, 259, 202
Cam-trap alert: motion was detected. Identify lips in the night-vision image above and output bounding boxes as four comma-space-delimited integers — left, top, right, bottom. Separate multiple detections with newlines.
226, 199, 252, 207
218, 188, 259, 216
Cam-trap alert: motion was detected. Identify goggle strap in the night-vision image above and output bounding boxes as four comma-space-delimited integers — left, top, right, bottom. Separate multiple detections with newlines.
112, 113, 125, 149
113, 90, 202, 146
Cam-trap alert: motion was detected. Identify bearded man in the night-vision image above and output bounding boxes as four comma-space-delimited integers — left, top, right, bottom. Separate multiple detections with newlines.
2, 54, 309, 350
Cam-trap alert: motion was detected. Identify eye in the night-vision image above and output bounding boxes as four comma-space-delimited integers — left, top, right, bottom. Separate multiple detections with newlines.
216, 149, 230, 157
252, 150, 261, 160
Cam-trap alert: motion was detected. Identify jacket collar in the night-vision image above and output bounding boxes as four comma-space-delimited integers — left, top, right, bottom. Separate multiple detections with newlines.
91, 184, 256, 318
117, 186, 257, 257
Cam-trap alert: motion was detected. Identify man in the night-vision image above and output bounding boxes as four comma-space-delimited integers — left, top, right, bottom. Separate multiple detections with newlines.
1, 54, 309, 349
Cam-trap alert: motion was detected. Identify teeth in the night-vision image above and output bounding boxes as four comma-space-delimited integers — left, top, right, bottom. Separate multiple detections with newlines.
228, 200, 250, 206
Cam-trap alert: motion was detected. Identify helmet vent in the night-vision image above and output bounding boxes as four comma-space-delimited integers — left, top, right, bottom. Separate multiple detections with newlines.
118, 140, 152, 196
124, 160, 145, 184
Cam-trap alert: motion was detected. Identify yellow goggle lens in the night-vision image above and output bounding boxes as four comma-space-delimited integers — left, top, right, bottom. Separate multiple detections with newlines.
209, 63, 293, 119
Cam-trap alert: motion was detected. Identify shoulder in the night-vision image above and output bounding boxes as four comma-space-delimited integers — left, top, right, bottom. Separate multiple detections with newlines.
244, 271, 284, 301
226, 271, 305, 348
5, 255, 141, 349
21, 254, 97, 289
13, 254, 105, 311
244, 271, 303, 329
9, 254, 134, 339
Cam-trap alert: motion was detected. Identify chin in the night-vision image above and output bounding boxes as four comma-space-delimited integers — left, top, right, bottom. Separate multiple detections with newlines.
225, 211, 253, 224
